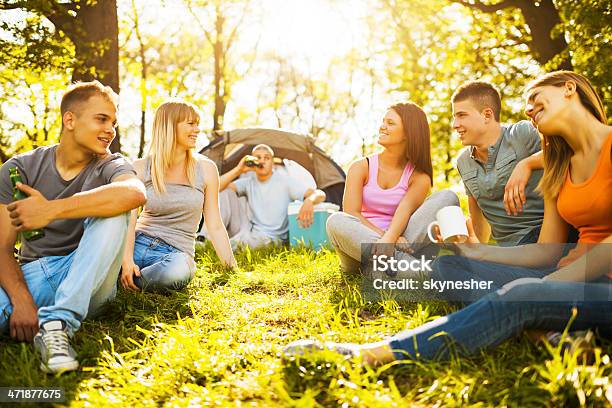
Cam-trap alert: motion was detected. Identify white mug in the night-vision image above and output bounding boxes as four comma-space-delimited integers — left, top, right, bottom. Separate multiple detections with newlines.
427, 206, 468, 243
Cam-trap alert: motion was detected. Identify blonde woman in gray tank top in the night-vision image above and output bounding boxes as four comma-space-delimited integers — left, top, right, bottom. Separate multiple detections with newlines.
120, 100, 236, 292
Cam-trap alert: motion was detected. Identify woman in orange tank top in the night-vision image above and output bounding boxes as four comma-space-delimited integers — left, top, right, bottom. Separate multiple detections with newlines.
452, 70, 612, 277
284, 71, 611, 366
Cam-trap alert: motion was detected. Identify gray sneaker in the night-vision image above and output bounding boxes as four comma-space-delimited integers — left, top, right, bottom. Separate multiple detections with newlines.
33, 320, 79, 374
282, 339, 360, 360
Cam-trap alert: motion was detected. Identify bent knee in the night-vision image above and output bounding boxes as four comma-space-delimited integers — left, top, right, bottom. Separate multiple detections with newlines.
84, 213, 129, 255
88, 212, 130, 234
496, 278, 545, 301
431, 255, 468, 278
326, 212, 355, 236
161, 253, 195, 288
429, 189, 459, 207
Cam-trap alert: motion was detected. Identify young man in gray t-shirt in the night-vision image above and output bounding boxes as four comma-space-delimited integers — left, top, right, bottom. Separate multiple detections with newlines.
219, 144, 326, 250
0, 81, 146, 374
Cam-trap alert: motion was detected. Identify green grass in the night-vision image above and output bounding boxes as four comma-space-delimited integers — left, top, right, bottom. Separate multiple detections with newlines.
1, 243, 611, 407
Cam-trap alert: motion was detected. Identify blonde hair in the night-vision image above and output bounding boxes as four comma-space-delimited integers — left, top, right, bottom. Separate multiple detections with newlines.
525, 71, 607, 200
149, 100, 200, 194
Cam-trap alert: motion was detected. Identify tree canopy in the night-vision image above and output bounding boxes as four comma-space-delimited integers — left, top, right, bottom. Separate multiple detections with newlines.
0, 0, 609, 189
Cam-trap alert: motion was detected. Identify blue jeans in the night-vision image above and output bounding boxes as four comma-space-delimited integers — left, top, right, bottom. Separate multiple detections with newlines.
132, 232, 195, 291
516, 225, 579, 247
516, 226, 541, 245
0, 214, 129, 336
430, 255, 554, 303
388, 278, 612, 361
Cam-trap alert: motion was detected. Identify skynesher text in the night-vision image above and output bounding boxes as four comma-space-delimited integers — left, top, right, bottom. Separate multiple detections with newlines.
372, 278, 494, 293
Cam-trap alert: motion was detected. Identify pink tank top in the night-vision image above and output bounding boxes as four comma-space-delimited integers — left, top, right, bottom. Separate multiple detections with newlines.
361, 154, 415, 230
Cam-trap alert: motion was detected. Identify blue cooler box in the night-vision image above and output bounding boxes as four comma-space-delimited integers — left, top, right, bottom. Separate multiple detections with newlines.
287, 201, 340, 249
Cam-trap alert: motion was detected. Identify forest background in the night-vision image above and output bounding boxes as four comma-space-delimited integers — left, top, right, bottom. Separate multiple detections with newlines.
1, 2, 611, 406
0, 0, 610, 190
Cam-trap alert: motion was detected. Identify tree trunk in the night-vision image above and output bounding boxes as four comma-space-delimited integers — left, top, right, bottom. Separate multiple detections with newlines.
67, 0, 121, 152
453, 0, 572, 71
213, 10, 226, 131
139, 110, 146, 157
133, 0, 147, 158
0, 1, 121, 151
516, 0, 572, 70
0, 147, 9, 163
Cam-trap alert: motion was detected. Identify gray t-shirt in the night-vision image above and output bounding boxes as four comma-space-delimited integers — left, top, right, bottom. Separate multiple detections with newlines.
234, 167, 308, 240
135, 158, 205, 258
0, 145, 135, 263
457, 120, 545, 246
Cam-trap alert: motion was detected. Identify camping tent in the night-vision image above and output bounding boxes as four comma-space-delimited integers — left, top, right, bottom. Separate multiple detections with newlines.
199, 128, 346, 208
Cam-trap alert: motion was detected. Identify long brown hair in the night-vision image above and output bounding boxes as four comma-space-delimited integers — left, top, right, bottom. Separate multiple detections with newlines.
390, 102, 434, 185
525, 71, 607, 200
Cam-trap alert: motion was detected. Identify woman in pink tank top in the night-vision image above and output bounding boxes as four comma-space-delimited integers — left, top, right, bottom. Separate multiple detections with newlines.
325, 102, 459, 273
344, 102, 433, 244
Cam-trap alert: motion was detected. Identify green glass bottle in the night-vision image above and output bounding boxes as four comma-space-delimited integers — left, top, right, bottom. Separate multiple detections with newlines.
9, 167, 44, 241
244, 155, 262, 168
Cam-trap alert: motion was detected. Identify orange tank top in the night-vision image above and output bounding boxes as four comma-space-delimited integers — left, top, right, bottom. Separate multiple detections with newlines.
557, 132, 612, 244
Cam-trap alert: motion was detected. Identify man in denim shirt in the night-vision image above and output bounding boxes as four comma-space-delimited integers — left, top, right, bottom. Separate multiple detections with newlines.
433, 81, 583, 349
452, 81, 544, 246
